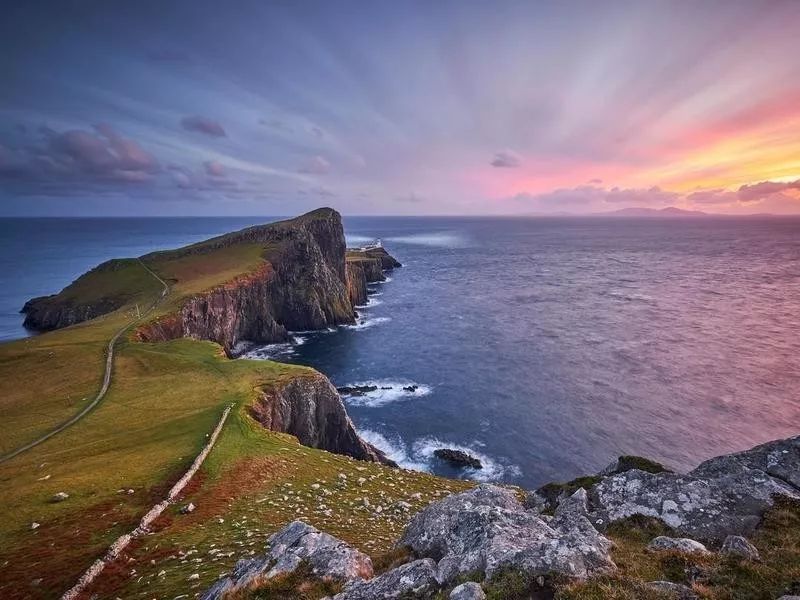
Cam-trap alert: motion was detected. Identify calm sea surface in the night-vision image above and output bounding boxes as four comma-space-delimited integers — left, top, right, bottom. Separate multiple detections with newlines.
2, 216, 799, 487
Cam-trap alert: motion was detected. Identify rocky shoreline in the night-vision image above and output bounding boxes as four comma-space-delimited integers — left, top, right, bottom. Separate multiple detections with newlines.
202, 433, 800, 599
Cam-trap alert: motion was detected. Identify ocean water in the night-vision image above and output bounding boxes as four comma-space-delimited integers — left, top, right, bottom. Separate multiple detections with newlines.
3, 216, 800, 488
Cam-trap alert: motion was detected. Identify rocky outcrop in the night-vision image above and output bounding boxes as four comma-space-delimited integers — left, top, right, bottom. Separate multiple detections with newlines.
529, 435, 800, 544
434, 448, 483, 469
138, 209, 359, 355
327, 559, 439, 600
362, 247, 402, 270
399, 484, 615, 584
201, 521, 373, 600
21, 258, 140, 331
250, 372, 396, 466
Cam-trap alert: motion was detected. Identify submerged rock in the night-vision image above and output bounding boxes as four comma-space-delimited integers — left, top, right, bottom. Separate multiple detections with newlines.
336, 385, 379, 396
202, 521, 372, 600
434, 448, 483, 470
398, 484, 614, 584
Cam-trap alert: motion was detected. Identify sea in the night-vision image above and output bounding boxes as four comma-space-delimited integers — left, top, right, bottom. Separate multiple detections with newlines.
2, 216, 799, 488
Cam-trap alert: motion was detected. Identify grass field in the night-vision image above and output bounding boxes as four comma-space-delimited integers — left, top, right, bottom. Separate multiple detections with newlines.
0, 216, 474, 600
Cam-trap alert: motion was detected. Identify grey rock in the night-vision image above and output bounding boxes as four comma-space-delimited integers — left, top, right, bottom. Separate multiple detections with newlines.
398, 484, 614, 584
328, 559, 439, 600
646, 581, 699, 599
450, 582, 486, 600
250, 374, 395, 466
720, 535, 760, 561
201, 521, 372, 600
691, 435, 800, 490
52, 492, 69, 502
647, 536, 710, 554
777, 596, 800, 600
589, 437, 800, 542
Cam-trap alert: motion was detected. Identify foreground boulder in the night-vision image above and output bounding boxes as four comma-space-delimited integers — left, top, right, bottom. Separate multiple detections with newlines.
201, 521, 372, 600
720, 535, 761, 561
647, 536, 710, 555
325, 559, 438, 600
398, 484, 614, 584
588, 436, 800, 542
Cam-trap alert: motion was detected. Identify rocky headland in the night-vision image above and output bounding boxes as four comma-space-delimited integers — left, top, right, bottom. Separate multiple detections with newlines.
21, 208, 399, 357
18, 208, 402, 467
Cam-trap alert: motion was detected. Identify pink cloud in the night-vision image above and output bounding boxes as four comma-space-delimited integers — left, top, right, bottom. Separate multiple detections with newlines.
204, 160, 226, 177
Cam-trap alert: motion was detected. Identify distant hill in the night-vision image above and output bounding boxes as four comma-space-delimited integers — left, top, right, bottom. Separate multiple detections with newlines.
597, 206, 708, 217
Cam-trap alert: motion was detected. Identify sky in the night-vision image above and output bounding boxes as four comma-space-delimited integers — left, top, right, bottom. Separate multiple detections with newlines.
1, 0, 800, 216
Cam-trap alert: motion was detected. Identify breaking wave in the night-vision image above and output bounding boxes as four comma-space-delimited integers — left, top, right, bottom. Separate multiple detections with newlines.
357, 428, 520, 482
343, 316, 391, 330
338, 380, 432, 407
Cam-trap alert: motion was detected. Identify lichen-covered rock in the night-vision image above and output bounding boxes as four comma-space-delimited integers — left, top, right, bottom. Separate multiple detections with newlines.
589, 445, 799, 542
250, 372, 395, 466
398, 484, 614, 584
647, 536, 710, 554
646, 581, 699, 599
720, 535, 760, 561
326, 558, 439, 600
201, 521, 372, 600
690, 436, 800, 491
450, 581, 486, 600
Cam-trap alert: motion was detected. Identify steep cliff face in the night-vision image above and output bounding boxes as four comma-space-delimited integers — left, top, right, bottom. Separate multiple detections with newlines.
344, 257, 387, 306
250, 371, 395, 466
136, 209, 360, 355
345, 262, 369, 307
22, 295, 118, 331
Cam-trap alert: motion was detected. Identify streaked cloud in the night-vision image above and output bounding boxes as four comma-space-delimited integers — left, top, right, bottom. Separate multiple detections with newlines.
298, 155, 331, 175
180, 116, 227, 138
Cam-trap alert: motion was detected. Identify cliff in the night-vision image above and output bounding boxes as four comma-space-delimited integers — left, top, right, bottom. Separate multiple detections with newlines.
22, 208, 402, 357
21, 258, 161, 331
250, 371, 395, 466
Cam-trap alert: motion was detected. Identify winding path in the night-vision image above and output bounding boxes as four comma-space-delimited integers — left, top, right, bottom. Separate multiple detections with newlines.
0, 259, 169, 464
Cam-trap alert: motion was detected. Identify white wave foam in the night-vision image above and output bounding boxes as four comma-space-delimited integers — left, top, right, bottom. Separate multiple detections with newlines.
412, 437, 522, 482
357, 429, 428, 471
356, 297, 383, 308
357, 428, 520, 482
368, 291, 383, 297
244, 341, 298, 360
339, 380, 432, 407
343, 316, 391, 330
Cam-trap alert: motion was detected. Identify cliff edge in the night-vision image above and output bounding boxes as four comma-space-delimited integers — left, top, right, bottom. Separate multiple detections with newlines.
21, 208, 402, 357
